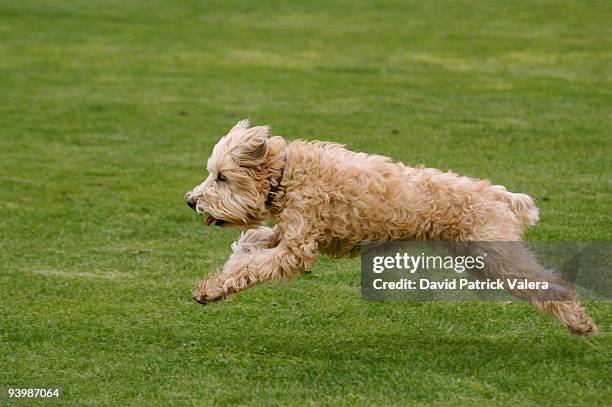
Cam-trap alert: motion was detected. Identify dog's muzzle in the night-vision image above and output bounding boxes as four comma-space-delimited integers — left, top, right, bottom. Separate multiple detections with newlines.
185, 193, 227, 226
186, 196, 197, 210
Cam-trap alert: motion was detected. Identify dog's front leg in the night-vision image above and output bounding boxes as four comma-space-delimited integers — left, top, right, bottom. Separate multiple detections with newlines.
230, 226, 279, 254
193, 238, 317, 304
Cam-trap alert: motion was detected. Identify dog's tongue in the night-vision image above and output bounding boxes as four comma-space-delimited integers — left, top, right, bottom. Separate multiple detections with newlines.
205, 215, 216, 226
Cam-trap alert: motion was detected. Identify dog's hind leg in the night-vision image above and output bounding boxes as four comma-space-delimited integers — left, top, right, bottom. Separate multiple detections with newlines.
530, 300, 598, 336
460, 242, 598, 336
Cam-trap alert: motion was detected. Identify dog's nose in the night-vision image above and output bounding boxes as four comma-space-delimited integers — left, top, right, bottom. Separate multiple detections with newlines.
186, 197, 197, 210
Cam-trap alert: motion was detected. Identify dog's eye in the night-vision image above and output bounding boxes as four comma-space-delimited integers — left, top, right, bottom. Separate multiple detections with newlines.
217, 173, 227, 182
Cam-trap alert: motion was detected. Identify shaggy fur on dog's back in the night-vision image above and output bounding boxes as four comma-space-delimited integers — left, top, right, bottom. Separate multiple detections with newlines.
273, 140, 536, 254
186, 120, 597, 336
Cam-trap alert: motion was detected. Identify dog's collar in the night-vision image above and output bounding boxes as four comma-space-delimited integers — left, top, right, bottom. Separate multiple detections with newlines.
265, 154, 286, 211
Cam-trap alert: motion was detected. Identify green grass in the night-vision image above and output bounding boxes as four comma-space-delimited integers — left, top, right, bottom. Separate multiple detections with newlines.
1, 0, 610, 405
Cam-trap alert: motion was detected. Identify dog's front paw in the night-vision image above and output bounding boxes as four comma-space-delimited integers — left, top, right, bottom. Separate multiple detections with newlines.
192, 290, 225, 305
192, 293, 217, 305
192, 280, 226, 305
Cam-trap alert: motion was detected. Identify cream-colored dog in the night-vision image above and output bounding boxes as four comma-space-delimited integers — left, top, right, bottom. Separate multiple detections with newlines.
185, 120, 597, 336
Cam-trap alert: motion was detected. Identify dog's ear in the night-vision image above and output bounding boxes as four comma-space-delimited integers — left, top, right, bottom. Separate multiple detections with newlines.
234, 125, 269, 166
230, 118, 251, 133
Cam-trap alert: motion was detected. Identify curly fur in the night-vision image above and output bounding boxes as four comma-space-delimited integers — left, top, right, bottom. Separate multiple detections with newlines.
186, 120, 597, 336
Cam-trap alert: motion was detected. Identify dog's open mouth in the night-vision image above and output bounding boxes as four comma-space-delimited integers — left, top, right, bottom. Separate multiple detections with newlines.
205, 215, 227, 227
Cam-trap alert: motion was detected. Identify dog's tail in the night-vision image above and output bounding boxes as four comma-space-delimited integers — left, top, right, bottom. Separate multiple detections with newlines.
491, 186, 539, 226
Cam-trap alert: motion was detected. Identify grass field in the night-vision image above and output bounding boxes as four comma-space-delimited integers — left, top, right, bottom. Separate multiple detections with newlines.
1, 1, 611, 405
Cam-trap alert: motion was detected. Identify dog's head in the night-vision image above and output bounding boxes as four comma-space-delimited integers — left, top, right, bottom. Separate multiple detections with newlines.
185, 119, 286, 228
